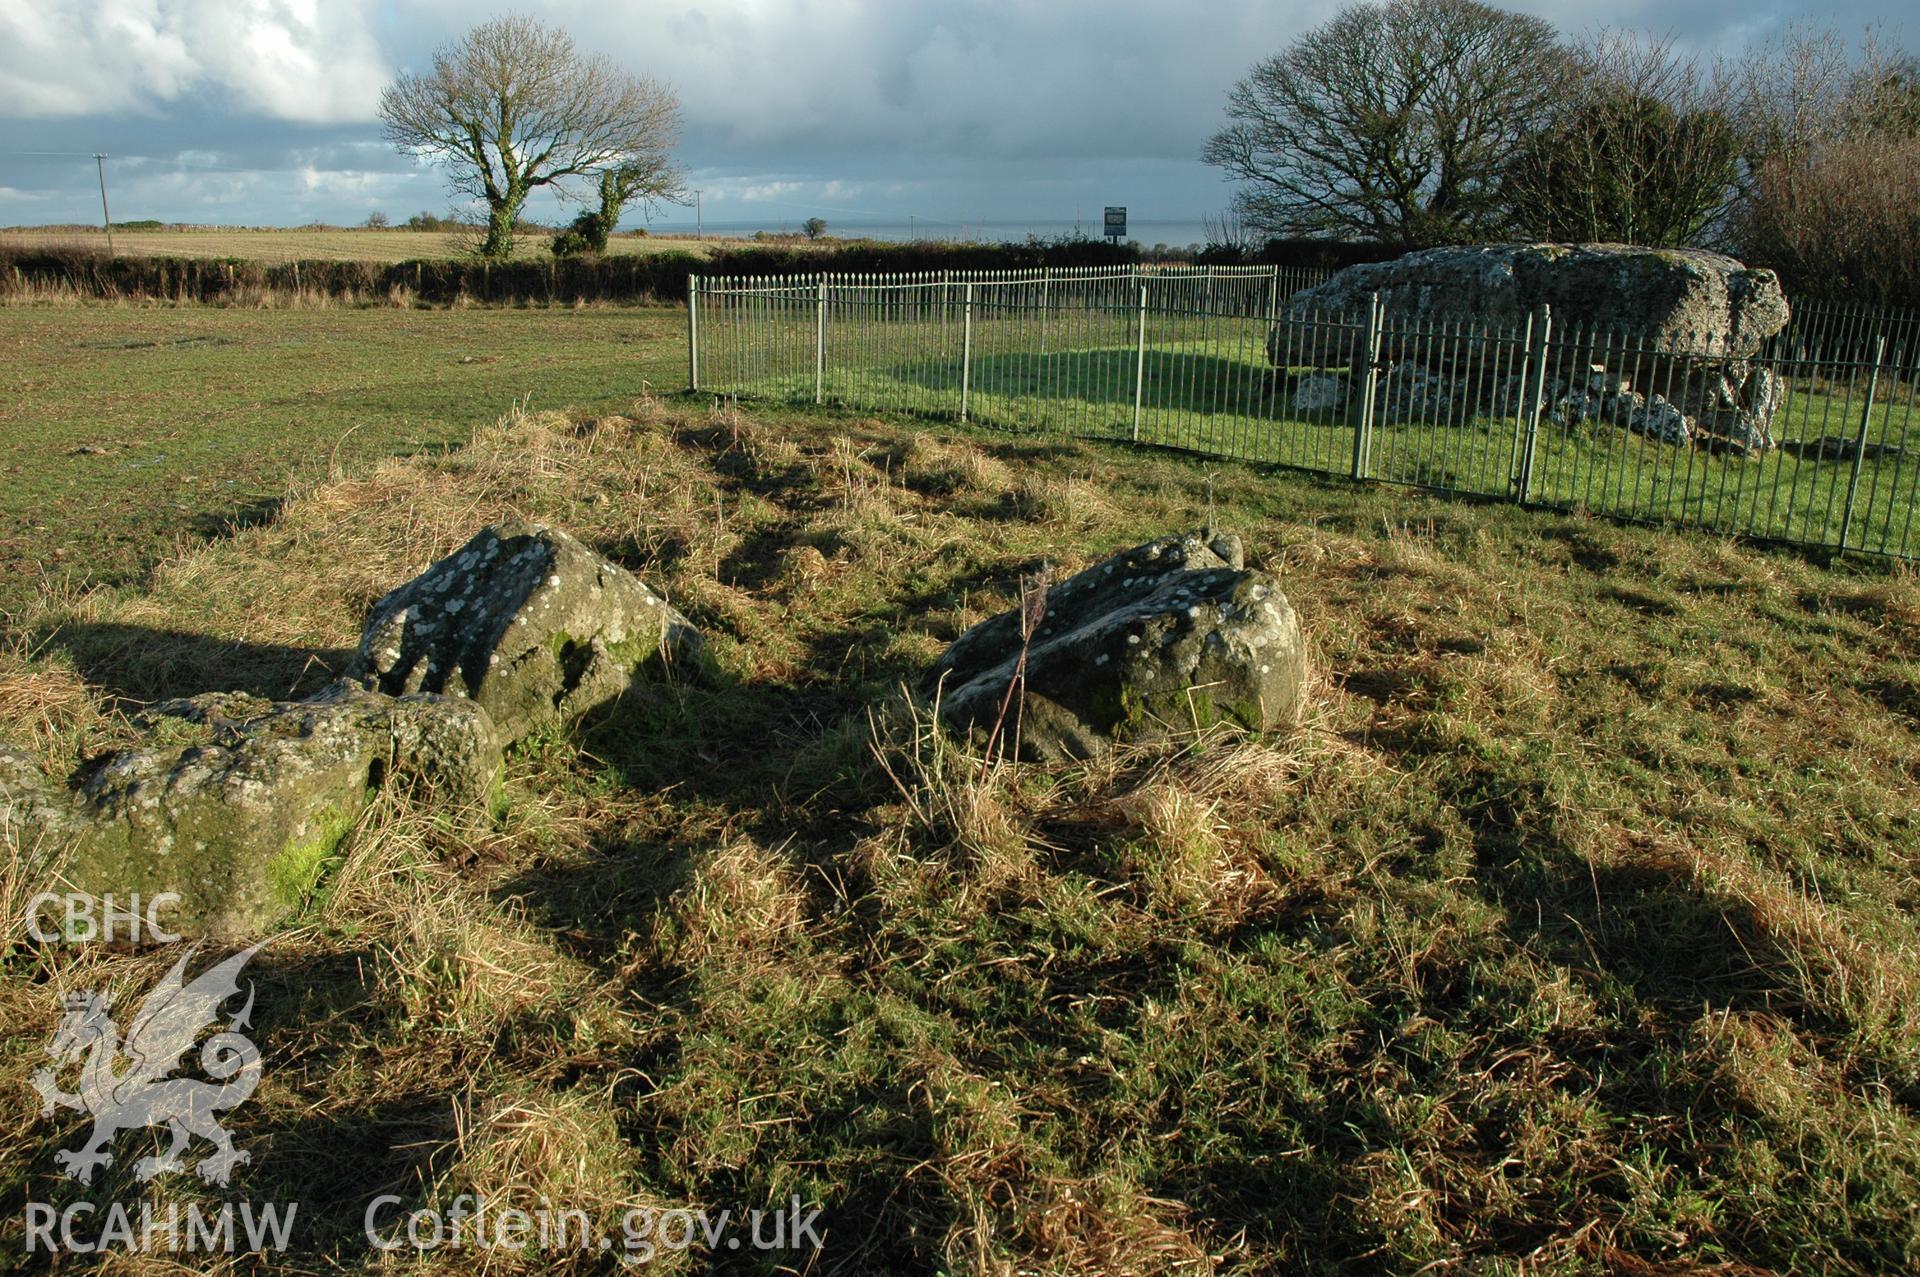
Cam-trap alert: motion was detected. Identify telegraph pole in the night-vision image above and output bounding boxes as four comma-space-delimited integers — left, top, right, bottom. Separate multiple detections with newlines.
94, 153, 114, 254
693, 189, 702, 238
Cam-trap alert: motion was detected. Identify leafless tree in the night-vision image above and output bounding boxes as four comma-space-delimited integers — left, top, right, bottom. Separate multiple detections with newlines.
1736, 133, 1920, 306
1200, 208, 1261, 260
379, 15, 683, 259
1504, 32, 1741, 247
1730, 25, 1873, 165
1202, 0, 1567, 246
1727, 25, 1920, 303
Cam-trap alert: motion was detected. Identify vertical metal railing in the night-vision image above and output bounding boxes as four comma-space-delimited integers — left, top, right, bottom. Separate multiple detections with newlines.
1840, 337, 1887, 550
959, 283, 974, 422
1121, 286, 1136, 445
1516, 306, 1552, 503
1352, 294, 1382, 480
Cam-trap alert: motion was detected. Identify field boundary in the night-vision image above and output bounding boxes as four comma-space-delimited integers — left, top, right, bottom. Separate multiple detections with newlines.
0, 241, 1146, 307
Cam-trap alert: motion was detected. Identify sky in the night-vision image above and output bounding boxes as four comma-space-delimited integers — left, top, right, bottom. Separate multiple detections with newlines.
0, 0, 1911, 233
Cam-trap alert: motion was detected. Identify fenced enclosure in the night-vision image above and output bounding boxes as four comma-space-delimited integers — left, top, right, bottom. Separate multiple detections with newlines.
688, 268, 1920, 560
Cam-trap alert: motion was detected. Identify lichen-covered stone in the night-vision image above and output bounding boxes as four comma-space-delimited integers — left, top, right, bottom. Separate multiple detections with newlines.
1287, 243, 1791, 357
22, 683, 502, 939
1689, 364, 1784, 456
350, 522, 708, 746
928, 529, 1307, 763
1, 745, 80, 847
1292, 372, 1349, 413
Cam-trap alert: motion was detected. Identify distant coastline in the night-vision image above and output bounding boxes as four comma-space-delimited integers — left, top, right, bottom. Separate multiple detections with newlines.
640, 217, 1215, 246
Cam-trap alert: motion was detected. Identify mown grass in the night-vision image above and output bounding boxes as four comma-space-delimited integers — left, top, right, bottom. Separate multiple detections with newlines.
0, 304, 687, 613
3, 387, 1919, 1273
0, 228, 724, 264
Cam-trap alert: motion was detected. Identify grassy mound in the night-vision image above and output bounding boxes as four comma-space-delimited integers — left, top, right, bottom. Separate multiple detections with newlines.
4, 397, 1919, 1273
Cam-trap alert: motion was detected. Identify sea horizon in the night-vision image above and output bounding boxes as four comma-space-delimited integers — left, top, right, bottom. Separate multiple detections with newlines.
638, 216, 1218, 248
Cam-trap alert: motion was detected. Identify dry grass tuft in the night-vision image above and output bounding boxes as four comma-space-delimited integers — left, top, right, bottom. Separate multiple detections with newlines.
410, 1082, 683, 1275
0, 645, 107, 767
1002, 474, 1117, 528
867, 696, 1041, 896
652, 837, 813, 970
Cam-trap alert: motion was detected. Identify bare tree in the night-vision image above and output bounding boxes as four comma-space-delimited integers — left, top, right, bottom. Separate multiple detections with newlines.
1727, 24, 1920, 172
1504, 33, 1741, 247
1200, 208, 1261, 261
1850, 59, 1920, 138
380, 15, 683, 259
1736, 132, 1920, 305
1728, 26, 1920, 304
1730, 25, 1870, 166
1202, 0, 1567, 246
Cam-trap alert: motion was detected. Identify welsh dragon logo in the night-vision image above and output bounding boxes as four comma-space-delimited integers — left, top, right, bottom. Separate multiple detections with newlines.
31, 944, 264, 1186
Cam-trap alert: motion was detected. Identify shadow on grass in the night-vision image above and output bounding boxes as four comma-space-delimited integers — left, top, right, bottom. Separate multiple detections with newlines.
1445, 754, 1803, 1021
485, 791, 963, 1273
187, 496, 286, 542
1449, 750, 1920, 1103
885, 347, 1292, 417
38, 621, 349, 707
4, 944, 465, 1266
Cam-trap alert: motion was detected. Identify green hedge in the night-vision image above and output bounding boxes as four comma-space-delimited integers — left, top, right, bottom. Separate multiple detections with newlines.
0, 239, 1140, 306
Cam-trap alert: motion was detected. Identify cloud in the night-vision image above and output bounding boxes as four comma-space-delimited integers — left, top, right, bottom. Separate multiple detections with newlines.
0, 0, 388, 123
0, 0, 1910, 227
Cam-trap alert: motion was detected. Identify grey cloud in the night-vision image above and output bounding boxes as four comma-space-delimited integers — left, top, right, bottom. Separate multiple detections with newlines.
2, 0, 1912, 228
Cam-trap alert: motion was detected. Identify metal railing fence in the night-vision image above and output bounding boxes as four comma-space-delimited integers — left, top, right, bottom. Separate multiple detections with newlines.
687, 270, 1920, 560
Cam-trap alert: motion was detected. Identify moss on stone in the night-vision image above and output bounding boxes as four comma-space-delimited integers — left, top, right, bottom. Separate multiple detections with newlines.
264, 804, 356, 910
608, 630, 726, 688
486, 774, 513, 821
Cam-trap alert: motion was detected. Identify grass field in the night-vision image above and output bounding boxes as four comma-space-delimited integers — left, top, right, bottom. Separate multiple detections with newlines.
0, 304, 686, 612
0, 228, 735, 264
3, 300, 1920, 1272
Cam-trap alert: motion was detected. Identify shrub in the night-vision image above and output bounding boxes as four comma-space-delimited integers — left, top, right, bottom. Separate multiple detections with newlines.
550, 226, 595, 259
365, 211, 390, 229
1501, 33, 1742, 249
1732, 132, 1920, 308
1248, 238, 1404, 271
1504, 92, 1741, 246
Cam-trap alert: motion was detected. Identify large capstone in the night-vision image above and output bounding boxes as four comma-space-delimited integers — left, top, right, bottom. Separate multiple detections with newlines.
9, 683, 503, 939
927, 529, 1308, 763
1288, 243, 1791, 357
1272, 244, 1793, 456
350, 523, 708, 746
